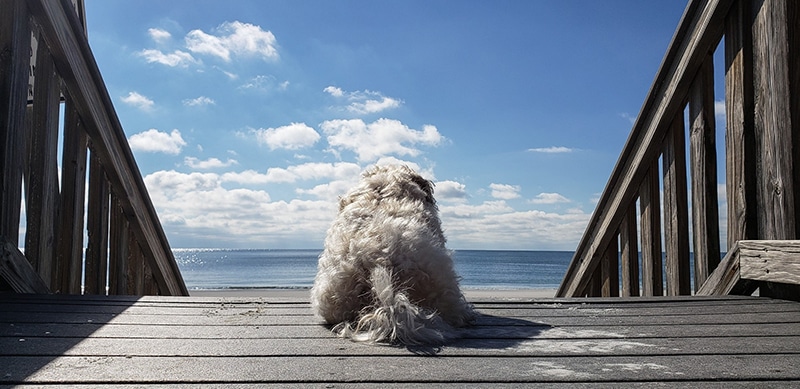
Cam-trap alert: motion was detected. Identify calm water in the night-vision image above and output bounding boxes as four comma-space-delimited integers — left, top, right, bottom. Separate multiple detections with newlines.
173, 249, 573, 290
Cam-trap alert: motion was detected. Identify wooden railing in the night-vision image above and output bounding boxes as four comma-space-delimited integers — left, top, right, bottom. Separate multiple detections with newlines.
558, 0, 799, 298
0, 0, 188, 295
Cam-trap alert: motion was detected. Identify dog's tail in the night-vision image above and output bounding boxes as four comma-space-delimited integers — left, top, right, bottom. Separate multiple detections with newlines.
334, 265, 454, 345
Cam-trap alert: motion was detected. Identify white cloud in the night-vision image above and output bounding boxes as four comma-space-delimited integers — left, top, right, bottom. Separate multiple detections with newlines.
138, 49, 198, 68
296, 179, 358, 201
323, 86, 344, 97
619, 112, 637, 125
184, 157, 238, 169
490, 183, 521, 200
255, 123, 320, 150
185, 21, 279, 62
143, 169, 335, 247
715, 100, 725, 118
128, 129, 187, 155
324, 86, 402, 114
183, 96, 215, 106
321, 118, 444, 162
530, 192, 571, 204
147, 28, 172, 43
436, 180, 468, 202
440, 204, 592, 250
527, 146, 574, 153
238, 75, 288, 92
121, 91, 155, 111
373, 157, 432, 179
348, 96, 401, 115
221, 162, 361, 185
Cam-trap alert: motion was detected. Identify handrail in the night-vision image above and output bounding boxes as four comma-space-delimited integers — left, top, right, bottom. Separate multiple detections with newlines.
558, 0, 799, 297
0, 0, 188, 295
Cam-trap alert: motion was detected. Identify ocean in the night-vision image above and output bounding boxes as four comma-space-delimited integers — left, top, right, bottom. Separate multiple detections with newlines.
173, 249, 573, 291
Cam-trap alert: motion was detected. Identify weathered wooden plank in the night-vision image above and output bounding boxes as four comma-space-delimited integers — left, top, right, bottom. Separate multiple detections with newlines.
26, 0, 187, 296
638, 163, 663, 296
791, 1, 800, 238
6, 320, 800, 343
3, 383, 795, 389
4, 308, 798, 331
557, 0, 733, 297
724, 0, 757, 250
752, 0, 796, 241
3, 308, 796, 333
688, 53, 721, 290
620, 203, 639, 297
3, 354, 799, 384
4, 335, 799, 358
24, 33, 62, 289
738, 240, 800, 285
662, 116, 692, 295
5, 298, 797, 319
0, 0, 30, 247
55, 99, 88, 294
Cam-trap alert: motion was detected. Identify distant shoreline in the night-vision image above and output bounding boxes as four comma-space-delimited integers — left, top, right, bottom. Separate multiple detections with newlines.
189, 287, 557, 299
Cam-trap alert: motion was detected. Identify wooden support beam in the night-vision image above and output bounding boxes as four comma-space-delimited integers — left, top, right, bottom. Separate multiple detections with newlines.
739, 240, 800, 285
0, 238, 49, 294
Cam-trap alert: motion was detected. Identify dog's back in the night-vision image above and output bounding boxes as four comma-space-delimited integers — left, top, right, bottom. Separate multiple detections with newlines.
310, 165, 475, 345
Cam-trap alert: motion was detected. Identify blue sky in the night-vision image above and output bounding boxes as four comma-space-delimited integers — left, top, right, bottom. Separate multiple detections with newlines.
83, 0, 694, 250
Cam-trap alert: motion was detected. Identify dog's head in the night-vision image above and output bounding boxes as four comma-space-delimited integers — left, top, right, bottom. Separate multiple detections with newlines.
339, 165, 435, 210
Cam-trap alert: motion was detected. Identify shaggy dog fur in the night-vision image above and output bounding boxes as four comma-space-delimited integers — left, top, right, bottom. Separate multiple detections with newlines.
311, 165, 476, 345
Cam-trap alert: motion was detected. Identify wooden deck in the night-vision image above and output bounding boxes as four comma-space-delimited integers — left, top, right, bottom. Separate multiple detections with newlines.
2, 293, 799, 386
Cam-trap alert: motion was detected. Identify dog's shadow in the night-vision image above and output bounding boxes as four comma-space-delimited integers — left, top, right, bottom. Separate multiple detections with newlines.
405, 314, 552, 355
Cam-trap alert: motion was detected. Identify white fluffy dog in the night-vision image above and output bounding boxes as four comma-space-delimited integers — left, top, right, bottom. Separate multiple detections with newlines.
311, 164, 476, 345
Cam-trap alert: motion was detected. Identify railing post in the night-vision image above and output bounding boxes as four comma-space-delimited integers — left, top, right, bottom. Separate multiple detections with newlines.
85, 147, 110, 294
620, 202, 640, 297
689, 54, 721, 291
751, 0, 796, 240
751, 0, 799, 298
639, 162, 663, 296
663, 116, 692, 296
725, 0, 758, 250
25, 29, 62, 290
601, 235, 620, 297
0, 0, 29, 245
56, 99, 88, 294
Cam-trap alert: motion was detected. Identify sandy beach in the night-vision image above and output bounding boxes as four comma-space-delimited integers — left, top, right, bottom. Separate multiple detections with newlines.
189, 287, 557, 299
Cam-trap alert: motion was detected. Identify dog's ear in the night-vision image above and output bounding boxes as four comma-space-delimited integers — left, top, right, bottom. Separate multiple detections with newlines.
411, 174, 436, 205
